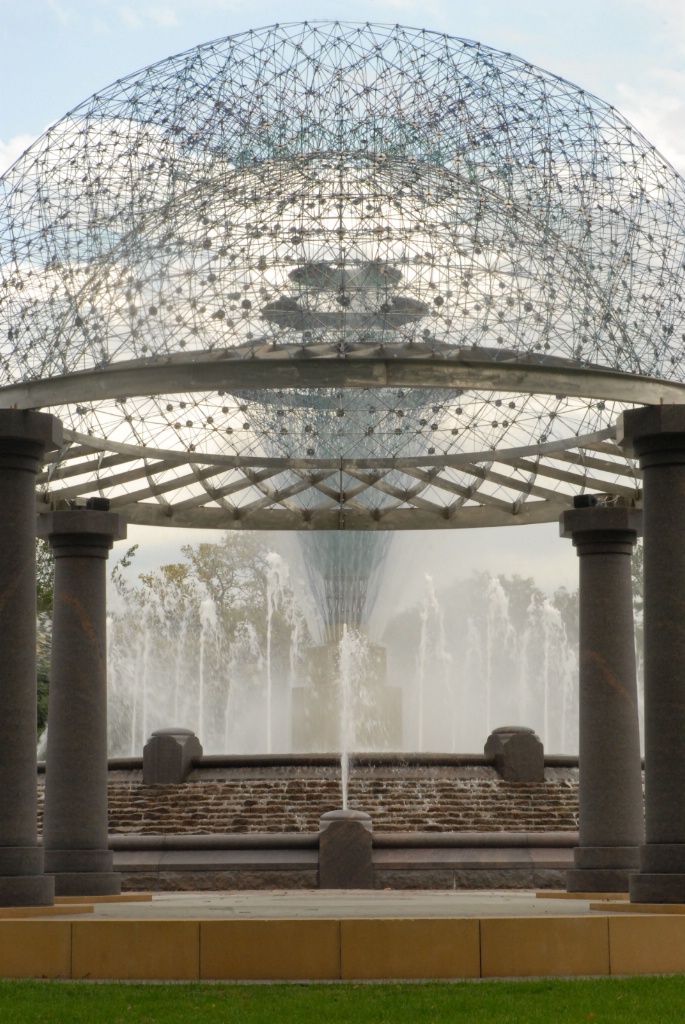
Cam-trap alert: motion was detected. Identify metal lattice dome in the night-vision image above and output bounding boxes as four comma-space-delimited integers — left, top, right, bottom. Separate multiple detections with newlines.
2, 21, 684, 529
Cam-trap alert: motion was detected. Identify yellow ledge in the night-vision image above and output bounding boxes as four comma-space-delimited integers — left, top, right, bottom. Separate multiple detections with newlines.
0, 905, 93, 919
537, 891, 629, 901
0, 914, 683, 980
590, 901, 685, 914
54, 894, 153, 905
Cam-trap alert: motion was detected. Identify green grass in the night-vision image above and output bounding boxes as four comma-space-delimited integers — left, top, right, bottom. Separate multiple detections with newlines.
0, 976, 685, 1024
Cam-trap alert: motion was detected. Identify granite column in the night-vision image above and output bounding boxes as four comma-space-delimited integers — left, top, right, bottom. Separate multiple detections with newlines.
39, 508, 126, 896
0, 410, 61, 906
619, 406, 685, 902
562, 504, 644, 892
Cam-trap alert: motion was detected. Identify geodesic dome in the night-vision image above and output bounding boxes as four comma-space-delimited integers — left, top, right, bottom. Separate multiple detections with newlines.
1, 21, 684, 529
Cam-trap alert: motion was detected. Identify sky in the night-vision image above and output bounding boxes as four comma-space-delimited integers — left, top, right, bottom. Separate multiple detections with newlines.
1, 0, 680, 596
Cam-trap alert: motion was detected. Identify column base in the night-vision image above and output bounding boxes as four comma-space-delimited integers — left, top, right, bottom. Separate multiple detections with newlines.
566, 868, 633, 893
52, 871, 122, 897
0, 874, 54, 907
44, 848, 114, 873
630, 873, 685, 904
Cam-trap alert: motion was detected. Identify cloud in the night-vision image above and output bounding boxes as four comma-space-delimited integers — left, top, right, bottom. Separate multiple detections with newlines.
45, 0, 75, 26
616, 72, 685, 175
118, 5, 143, 30
0, 134, 39, 176
628, 0, 685, 46
148, 6, 180, 28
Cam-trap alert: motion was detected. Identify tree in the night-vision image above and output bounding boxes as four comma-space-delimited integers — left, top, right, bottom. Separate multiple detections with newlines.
632, 541, 644, 664
36, 539, 54, 740
36, 539, 53, 615
107, 533, 311, 754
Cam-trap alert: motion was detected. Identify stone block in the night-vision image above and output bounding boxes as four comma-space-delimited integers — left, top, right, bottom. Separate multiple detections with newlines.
340, 918, 480, 979
200, 920, 340, 980
0, 921, 71, 978
484, 726, 544, 783
292, 640, 402, 751
142, 729, 202, 785
609, 915, 685, 975
480, 916, 610, 978
71, 920, 200, 980
319, 810, 373, 889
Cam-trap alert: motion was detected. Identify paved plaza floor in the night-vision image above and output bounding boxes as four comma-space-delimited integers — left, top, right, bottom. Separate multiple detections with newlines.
51, 889, 618, 920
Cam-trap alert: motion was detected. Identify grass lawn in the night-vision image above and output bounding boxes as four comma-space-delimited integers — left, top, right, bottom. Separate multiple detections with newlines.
1, 976, 685, 1023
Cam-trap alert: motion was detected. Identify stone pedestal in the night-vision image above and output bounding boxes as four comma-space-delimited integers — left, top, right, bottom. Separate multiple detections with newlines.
619, 407, 685, 902
561, 504, 644, 893
143, 728, 203, 785
484, 726, 544, 782
319, 809, 373, 889
0, 411, 61, 906
292, 641, 402, 752
39, 509, 126, 896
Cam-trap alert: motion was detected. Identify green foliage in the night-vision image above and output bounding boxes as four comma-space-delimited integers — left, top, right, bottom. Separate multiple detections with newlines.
107, 533, 310, 753
37, 664, 49, 738
36, 539, 54, 740
0, 977, 683, 1023
36, 539, 54, 615
113, 534, 306, 672
632, 541, 644, 663
109, 543, 139, 593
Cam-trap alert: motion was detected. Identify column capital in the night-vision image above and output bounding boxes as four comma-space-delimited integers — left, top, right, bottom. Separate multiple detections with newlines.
37, 509, 127, 554
0, 411, 62, 472
560, 505, 643, 546
0, 409, 62, 450
618, 405, 685, 460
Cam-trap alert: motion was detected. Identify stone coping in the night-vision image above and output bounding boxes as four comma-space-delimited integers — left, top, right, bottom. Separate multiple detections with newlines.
105, 830, 579, 851
36, 753, 587, 772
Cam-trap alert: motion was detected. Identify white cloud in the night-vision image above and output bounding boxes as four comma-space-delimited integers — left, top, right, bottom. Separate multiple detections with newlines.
45, 0, 75, 26
148, 6, 180, 28
118, 5, 143, 30
628, 0, 685, 46
616, 72, 685, 175
0, 134, 39, 176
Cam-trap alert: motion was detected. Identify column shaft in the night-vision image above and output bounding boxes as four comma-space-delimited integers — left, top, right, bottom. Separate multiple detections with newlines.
619, 405, 685, 902
562, 506, 644, 893
40, 509, 125, 896
0, 410, 61, 906
641, 460, 685, 839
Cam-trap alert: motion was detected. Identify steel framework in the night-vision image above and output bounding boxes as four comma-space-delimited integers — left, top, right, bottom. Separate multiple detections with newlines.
2, 21, 684, 529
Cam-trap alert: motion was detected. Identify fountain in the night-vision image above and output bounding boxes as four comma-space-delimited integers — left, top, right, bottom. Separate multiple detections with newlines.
102, 534, 580, 759
291, 533, 402, 754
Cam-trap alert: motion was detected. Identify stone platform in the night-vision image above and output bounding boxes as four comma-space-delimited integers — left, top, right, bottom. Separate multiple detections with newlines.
0, 890, 683, 980
109, 830, 576, 892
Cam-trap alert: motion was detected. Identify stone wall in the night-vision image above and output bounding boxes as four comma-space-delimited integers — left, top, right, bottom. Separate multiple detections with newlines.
37, 762, 580, 835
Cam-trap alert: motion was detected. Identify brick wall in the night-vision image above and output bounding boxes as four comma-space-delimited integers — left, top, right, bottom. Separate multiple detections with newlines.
38, 763, 580, 834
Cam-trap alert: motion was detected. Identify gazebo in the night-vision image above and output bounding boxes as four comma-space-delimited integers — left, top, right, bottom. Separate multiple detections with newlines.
0, 22, 683, 904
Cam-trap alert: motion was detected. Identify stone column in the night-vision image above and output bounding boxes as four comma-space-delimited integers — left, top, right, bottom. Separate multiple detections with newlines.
0, 410, 61, 906
619, 406, 685, 903
39, 508, 126, 896
561, 504, 644, 893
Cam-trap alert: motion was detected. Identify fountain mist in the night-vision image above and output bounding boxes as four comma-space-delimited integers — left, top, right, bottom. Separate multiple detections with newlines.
103, 536, 582, 757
